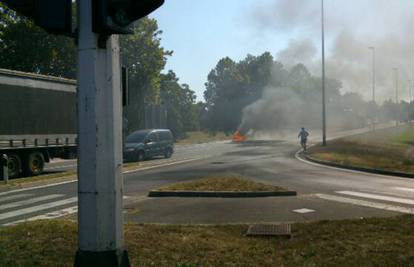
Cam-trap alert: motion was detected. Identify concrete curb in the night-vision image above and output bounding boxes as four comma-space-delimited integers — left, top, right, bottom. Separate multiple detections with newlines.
300, 152, 414, 179
148, 190, 297, 198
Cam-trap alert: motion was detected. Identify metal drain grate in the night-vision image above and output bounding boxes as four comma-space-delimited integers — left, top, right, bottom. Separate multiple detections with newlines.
246, 224, 291, 238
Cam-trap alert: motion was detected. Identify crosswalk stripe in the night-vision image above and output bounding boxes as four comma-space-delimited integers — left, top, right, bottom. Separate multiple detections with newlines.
3, 206, 78, 226
316, 194, 414, 214
0, 194, 63, 211
337, 191, 414, 205
0, 197, 77, 221
0, 194, 33, 203
394, 187, 414, 193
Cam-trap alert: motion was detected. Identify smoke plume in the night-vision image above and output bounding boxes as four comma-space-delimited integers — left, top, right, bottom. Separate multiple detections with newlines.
250, 0, 414, 102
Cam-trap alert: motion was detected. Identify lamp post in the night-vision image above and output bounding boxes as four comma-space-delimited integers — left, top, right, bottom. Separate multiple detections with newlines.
368, 46, 376, 130
393, 68, 399, 126
321, 0, 327, 146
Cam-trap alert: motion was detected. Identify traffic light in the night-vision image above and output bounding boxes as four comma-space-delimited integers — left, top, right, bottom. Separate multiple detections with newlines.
1, 0, 72, 35
92, 0, 164, 35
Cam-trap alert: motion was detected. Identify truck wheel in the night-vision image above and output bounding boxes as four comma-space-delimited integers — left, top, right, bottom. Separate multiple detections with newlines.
7, 154, 22, 179
24, 152, 45, 176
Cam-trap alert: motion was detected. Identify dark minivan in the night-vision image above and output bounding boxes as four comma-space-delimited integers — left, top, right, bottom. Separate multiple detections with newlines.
123, 129, 174, 162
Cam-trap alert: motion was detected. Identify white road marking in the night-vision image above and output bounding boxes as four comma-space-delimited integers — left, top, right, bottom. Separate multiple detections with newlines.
394, 187, 414, 193
316, 194, 414, 214
0, 193, 33, 203
337, 191, 414, 205
0, 180, 76, 197
4, 195, 148, 226
0, 158, 203, 197
3, 206, 78, 226
293, 208, 315, 214
45, 164, 77, 171
0, 194, 63, 211
0, 197, 77, 221
123, 158, 200, 174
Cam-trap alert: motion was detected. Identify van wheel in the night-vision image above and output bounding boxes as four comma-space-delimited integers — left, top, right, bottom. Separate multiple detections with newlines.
24, 152, 45, 176
164, 148, 172, 158
7, 154, 22, 179
137, 151, 145, 162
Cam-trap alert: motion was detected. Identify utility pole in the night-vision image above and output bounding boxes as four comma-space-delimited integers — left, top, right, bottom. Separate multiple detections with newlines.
321, 0, 327, 146
75, 0, 127, 265
368, 46, 376, 130
393, 68, 399, 127
368, 47, 376, 103
75, 0, 164, 265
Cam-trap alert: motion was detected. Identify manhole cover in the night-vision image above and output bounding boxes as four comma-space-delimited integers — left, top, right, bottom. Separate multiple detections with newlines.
246, 224, 291, 237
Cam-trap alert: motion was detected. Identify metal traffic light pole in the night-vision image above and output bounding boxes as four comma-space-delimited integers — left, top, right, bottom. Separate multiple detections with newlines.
75, 0, 129, 266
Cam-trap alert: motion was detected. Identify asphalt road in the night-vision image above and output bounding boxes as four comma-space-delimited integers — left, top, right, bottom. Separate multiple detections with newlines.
1, 125, 414, 226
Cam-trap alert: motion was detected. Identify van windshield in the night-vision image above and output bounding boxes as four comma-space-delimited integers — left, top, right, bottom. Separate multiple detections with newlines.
126, 131, 149, 143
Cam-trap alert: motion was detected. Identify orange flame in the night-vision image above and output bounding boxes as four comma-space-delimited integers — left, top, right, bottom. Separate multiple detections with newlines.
232, 131, 247, 142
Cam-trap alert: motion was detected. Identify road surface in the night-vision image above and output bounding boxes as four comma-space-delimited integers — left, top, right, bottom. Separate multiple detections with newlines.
1, 127, 413, 226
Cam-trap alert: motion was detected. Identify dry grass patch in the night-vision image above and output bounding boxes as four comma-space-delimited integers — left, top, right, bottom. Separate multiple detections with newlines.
156, 175, 284, 192
309, 124, 414, 173
2, 216, 414, 266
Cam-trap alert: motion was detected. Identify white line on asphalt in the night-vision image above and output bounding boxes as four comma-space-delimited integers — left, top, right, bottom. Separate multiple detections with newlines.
293, 208, 315, 214
0, 193, 33, 203
0, 197, 77, 221
336, 191, 414, 206
316, 194, 414, 214
0, 180, 76, 197
45, 164, 77, 171
0, 158, 202, 197
4, 195, 148, 226
394, 187, 414, 193
3, 206, 78, 226
123, 158, 200, 174
0, 194, 64, 211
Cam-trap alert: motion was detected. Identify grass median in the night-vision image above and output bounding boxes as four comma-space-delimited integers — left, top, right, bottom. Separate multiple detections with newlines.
309, 124, 414, 174
2, 216, 414, 266
156, 175, 285, 192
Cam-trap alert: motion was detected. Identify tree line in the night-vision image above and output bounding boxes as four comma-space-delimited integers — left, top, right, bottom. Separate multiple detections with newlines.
0, 3, 199, 139
2, 5, 412, 138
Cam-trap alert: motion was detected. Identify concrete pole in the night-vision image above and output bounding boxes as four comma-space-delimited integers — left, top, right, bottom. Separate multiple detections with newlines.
75, 0, 129, 266
368, 47, 376, 131
394, 68, 399, 126
321, 0, 327, 146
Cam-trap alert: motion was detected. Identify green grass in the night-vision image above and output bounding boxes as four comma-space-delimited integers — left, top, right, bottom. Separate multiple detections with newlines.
156, 175, 284, 192
309, 124, 414, 173
176, 131, 231, 145
2, 216, 414, 266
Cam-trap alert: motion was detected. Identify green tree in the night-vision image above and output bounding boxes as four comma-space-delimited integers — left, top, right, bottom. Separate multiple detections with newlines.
203, 53, 274, 132
0, 5, 77, 78
160, 70, 199, 138
121, 18, 172, 132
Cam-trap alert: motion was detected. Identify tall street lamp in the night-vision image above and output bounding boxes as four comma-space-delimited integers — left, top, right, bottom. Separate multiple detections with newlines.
368, 47, 376, 103
321, 0, 327, 146
368, 46, 376, 130
393, 68, 399, 126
